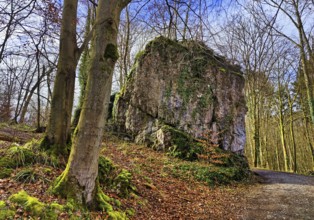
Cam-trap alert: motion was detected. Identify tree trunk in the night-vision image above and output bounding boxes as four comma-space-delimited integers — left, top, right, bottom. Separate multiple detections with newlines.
72, 8, 92, 129
289, 104, 297, 172
122, 6, 130, 84
19, 69, 50, 123
278, 93, 289, 171
51, 0, 130, 208
40, 0, 79, 156
183, 0, 191, 40
303, 112, 314, 170
252, 94, 261, 167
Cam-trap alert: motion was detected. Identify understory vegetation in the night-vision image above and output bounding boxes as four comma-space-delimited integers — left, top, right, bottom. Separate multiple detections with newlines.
0, 125, 251, 219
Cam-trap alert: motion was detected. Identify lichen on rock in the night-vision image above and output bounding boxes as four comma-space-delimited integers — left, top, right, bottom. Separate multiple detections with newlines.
113, 36, 247, 155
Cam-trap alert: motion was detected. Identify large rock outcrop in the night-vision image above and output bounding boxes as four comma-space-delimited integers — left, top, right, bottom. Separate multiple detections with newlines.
114, 37, 247, 154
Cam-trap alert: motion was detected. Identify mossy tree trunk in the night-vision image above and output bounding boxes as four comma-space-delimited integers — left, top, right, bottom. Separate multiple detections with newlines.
72, 8, 93, 129
52, 0, 131, 207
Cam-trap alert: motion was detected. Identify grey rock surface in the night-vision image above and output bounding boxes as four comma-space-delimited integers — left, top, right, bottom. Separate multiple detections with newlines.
114, 36, 247, 153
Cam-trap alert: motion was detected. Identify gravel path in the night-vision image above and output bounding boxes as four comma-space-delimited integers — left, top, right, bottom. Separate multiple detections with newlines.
240, 169, 314, 220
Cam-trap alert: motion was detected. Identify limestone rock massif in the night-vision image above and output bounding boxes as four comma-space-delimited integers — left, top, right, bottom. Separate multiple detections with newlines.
113, 37, 247, 154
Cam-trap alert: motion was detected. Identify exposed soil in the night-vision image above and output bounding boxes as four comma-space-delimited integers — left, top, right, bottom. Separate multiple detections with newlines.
240, 169, 314, 220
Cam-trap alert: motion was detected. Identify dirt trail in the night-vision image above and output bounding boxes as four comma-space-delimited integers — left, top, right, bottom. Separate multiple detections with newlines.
240, 169, 314, 220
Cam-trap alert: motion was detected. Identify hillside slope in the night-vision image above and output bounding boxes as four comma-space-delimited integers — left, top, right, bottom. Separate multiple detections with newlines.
0, 125, 250, 219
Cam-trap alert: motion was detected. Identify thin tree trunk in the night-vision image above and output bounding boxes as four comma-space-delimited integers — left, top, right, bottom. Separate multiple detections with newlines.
275, 140, 280, 170
123, 6, 130, 84
278, 98, 288, 171
19, 71, 48, 123
71, 8, 92, 129
253, 94, 260, 167
289, 104, 297, 172
303, 112, 314, 170
293, 1, 314, 124
183, 0, 191, 40
40, 0, 79, 156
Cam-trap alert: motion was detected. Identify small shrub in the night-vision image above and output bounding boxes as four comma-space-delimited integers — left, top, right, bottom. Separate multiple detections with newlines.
98, 155, 117, 186
14, 169, 37, 183
0, 168, 13, 178
0, 156, 14, 169
13, 168, 49, 183
114, 169, 136, 197
126, 208, 136, 217
98, 156, 136, 198
307, 171, 314, 176
159, 125, 204, 161
6, 145, 35, 167
35, 151, 59, 167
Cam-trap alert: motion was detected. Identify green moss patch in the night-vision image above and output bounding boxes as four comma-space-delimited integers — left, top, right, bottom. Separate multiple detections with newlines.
104, 43, 119, 61
97, 189, 127, 219
168, 159, 249, 186
9, 190, 45, 216
98, 155, 117, 186
0, 200, 15, 219
157, 125, 204, 161
113, 169, 136, 198
0, 209, 15, 220
0, 201, 5, 209
49, 169, 83, 206
98, 156, 136, 198
9, 190, 64, 219
158, 130, 251, 186
0, 140, 60, 170
0, 157, 14, 168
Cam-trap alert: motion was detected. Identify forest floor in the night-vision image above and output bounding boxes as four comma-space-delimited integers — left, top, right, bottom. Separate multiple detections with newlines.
0, 125, 314, 219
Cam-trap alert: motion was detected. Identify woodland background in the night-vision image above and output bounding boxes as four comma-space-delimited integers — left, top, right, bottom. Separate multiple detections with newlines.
0, 0, 314, 174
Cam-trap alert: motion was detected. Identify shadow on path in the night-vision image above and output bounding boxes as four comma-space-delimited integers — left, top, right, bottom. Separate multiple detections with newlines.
254, 169, 314, 186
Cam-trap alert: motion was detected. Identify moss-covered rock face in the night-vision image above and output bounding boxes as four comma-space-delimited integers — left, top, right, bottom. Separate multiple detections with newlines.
114, 36, 247, 154
153, 125, 204, 161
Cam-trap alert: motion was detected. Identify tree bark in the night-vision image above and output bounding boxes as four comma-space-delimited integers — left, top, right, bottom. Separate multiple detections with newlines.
52, 0, 130, 207
278, 86, 289, 171
71, 8, 92, 129
40, 0, 79, 156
